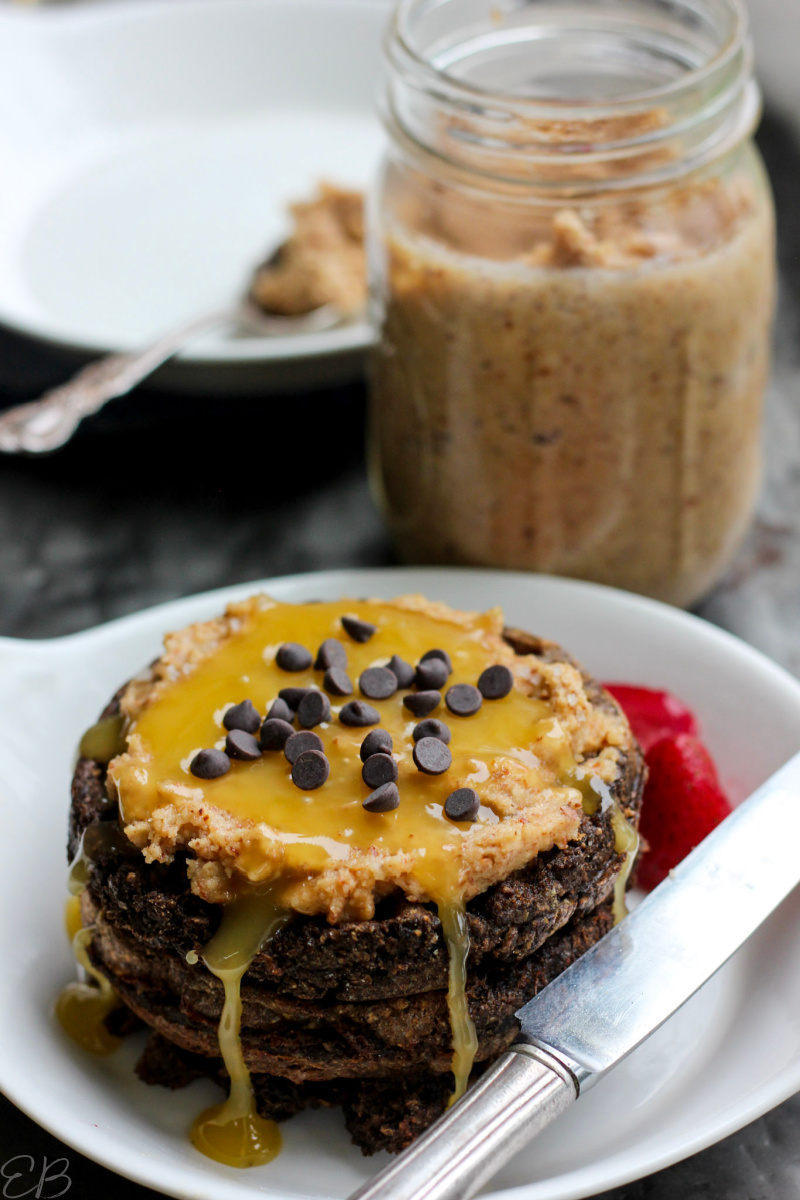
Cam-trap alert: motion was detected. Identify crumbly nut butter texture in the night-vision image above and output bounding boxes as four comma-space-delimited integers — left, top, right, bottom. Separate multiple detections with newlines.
108, 596, 629, 922
250, 182, 366, 317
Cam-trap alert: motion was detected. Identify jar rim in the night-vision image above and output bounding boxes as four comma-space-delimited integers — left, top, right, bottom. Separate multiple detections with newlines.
384, 0, 759, 190
390, 0, 750, 113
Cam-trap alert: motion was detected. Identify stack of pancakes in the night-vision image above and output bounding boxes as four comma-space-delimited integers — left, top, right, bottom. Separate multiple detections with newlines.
69, 628, 645, 1155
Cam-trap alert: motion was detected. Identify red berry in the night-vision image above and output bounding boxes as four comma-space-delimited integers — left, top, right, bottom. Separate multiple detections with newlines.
604, 684, 698, 754
637, 733, 732, 890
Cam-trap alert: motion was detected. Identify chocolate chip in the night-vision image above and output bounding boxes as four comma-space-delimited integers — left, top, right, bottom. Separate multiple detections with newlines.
445, 684, 483, 717
190, 748, 230, 779
291, 749, 330, 790
276, 642, 313, 672
477, 664, 514, 700
259, 718, 295, 751
279, 687, 314, 711
297, 690, 332, 728
444, 788, 480, 822
387, 655, 415, 689
341, 615, 377, 643
420, 648, 453, 674
403, 690, 441, 718
314, 638, 347, 671
359, 666, 398, 701
415, 658, 449, 691
223, 699, 261, 734
362, 753, 399, 788
267, 697, 295, 724
323, 666, 354, 696
363, 782, 400, 813
225, 729, 262, 761
360, 729, 393, 761
413, 737, 452, 775
284, 730, 324, 764
412, 719, 451, 744
339, 700, 381, 727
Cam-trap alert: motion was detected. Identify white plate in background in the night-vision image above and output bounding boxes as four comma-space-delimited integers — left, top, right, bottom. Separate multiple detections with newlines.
0, 0, 792, 396
2, 566, 800, 1199
0, 0, 388, 393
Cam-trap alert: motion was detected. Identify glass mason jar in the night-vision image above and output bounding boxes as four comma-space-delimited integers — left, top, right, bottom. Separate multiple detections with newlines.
367, 0, 775, 608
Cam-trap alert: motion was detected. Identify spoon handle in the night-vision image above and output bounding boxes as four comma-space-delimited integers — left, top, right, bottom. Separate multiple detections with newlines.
0, 307, 235, 455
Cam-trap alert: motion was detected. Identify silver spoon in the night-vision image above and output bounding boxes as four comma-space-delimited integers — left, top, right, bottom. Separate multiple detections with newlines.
0, 298, 343, 455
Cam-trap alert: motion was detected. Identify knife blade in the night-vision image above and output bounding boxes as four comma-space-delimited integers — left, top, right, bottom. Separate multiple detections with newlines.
347, 747, 800, 1200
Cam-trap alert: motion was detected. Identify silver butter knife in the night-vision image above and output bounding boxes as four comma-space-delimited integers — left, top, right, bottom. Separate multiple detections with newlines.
349, 747, 800, 1200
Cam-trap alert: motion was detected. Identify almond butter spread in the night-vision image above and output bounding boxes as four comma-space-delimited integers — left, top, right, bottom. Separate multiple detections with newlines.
108, 595, 627, 921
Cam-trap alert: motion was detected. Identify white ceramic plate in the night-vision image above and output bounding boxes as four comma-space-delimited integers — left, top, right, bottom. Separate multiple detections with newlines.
0, 0, 388, 393
2, 567, 800, 1200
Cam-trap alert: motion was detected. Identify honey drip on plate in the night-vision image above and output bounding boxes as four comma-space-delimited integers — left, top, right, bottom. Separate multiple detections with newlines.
190, 889, 290, 1169
56, 925, 121, 1055
437, 901, 478, 1105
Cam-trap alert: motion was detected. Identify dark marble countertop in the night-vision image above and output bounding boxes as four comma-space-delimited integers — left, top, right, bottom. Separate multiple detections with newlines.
1, 111, 799, 1200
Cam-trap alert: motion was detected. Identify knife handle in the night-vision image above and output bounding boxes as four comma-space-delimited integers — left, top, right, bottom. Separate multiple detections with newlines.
346, 1043, 577, 1200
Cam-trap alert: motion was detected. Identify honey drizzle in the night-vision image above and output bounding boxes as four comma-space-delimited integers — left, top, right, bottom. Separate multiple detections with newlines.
190, 889, 290, 1168
610, 806, 640, 924
577, 770, 639, 924
437, 901, 478, 1104
113, 601, 574, 868
79, 714, 127, 764
65, 894, 83, 942
57, 823, 132, 1055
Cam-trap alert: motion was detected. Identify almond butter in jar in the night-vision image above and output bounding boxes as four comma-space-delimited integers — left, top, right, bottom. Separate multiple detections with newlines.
367, 0, 775, 608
